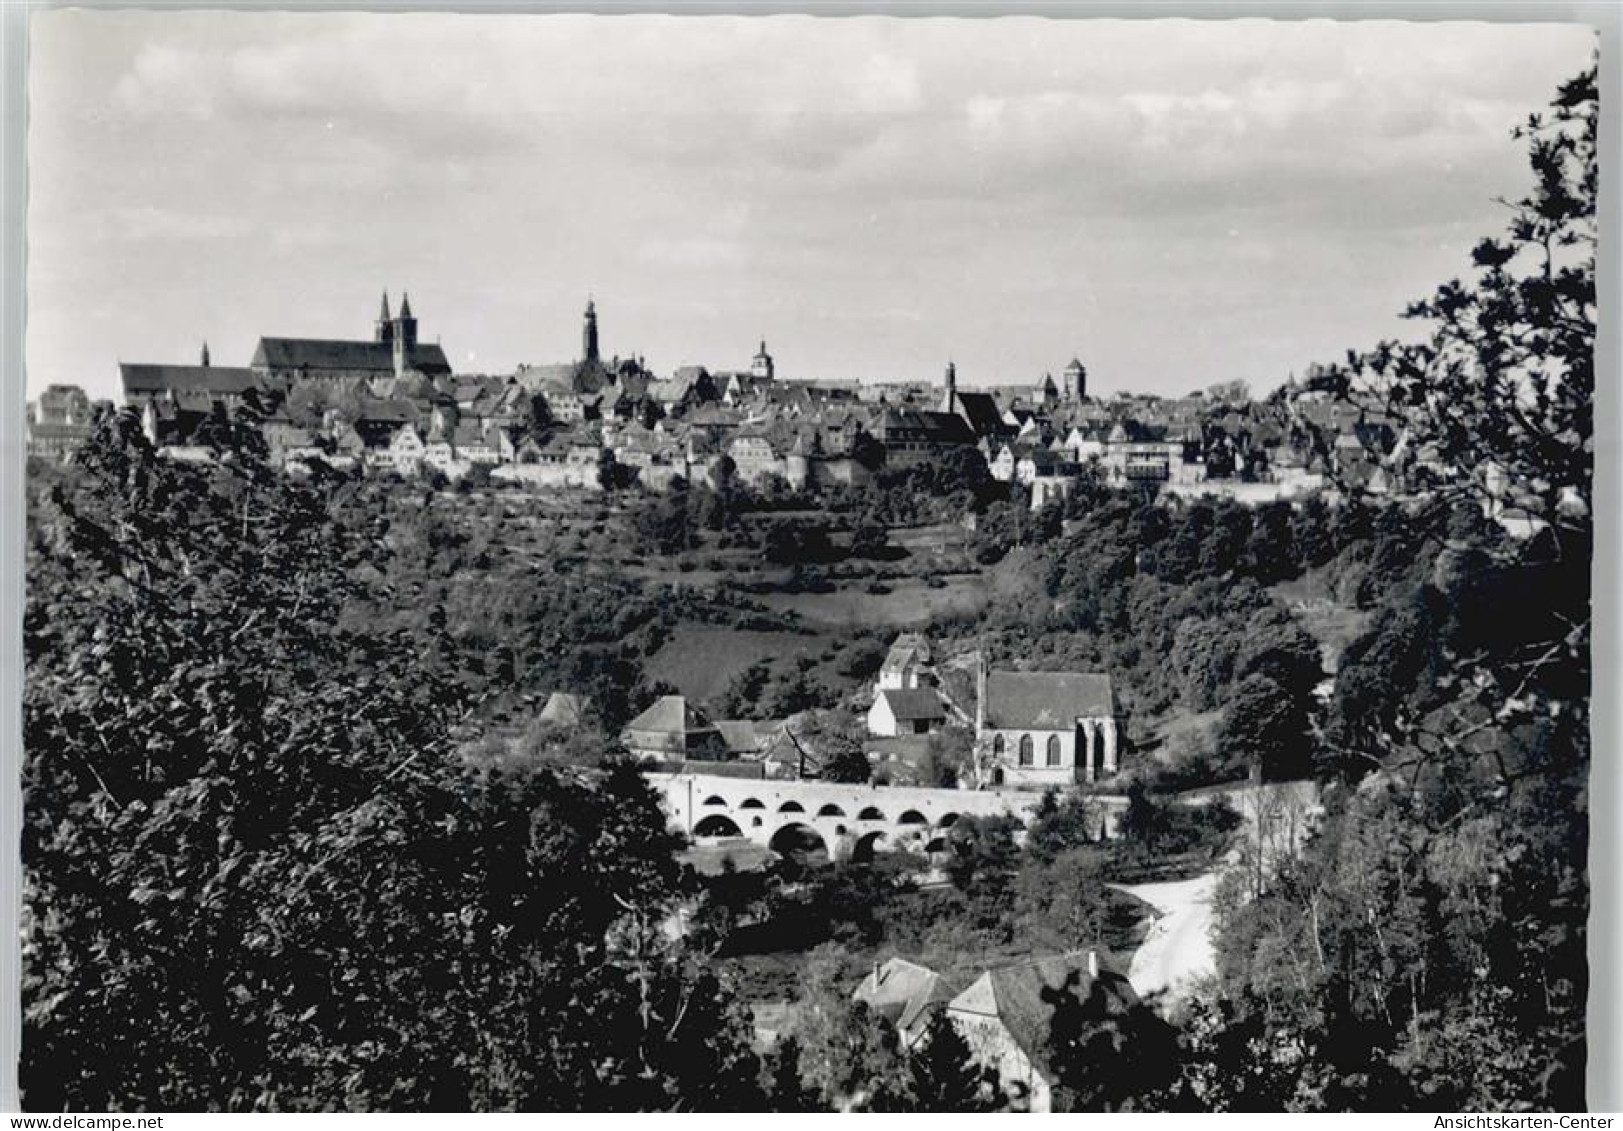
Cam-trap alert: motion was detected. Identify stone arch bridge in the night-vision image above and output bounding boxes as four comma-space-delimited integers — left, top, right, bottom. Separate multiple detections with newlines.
652, 772, 1128, 862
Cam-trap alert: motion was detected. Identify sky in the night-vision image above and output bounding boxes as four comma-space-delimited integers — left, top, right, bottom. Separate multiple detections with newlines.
25, 10, 1596, 402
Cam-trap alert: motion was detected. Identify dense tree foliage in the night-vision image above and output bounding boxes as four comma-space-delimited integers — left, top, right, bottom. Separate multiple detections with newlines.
20, 61, 1595, 1116
1082, 63, 1596, 1113
23, 415, 761, 1110
1045, 971, 1181, 1112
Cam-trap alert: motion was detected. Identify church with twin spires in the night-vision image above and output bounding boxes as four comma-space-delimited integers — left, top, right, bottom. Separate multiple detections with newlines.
249, 291, 454, 382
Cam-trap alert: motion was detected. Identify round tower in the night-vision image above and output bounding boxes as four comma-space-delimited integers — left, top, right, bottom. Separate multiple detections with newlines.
785, 430, 810, 490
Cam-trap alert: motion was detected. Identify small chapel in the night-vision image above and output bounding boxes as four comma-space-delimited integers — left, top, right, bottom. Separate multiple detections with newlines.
975, 662, 1119, 788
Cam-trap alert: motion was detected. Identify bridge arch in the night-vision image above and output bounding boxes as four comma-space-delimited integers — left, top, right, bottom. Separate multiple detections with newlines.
850, 830, 887, 863
769, 822, 829, 864
654, 772, 1104, 864
693, 813, 744, 838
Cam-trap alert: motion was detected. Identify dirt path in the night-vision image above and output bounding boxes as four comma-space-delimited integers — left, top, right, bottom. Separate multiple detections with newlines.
1109, 782, 1321, 1008
1111, 872, 1221, 1006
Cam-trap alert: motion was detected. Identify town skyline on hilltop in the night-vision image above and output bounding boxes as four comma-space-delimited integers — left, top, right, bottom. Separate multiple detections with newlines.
26, 12, 1595, 402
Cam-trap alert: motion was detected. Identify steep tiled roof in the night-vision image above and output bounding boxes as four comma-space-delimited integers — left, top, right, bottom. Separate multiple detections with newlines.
624, 695, 717, 738
164, 390, 223, 414
876, 689, 946, 722
1066, 423, 1111, 443
854, 958, 960, 1033
714, 720, 768, 755
649, 374, 702, 402
953, 391, 1007, 437
879, 408, 977, 444
450, 422, 492, 448
616, 373, 652, 400
121, 364, 266, 398
948, 953, 1136, 1081
513, 363, 580, 393
454, 377, 504, 404
882, 632, 931, 674
983, 670, 1114, 728
371, 371, 441, 401
251, 337, 452, 376
684, 405, 738, 428
1110, 419, 1171, 443
1021, 448, 1075, 473
538, 692, 589, 727
354, 397, 419, 424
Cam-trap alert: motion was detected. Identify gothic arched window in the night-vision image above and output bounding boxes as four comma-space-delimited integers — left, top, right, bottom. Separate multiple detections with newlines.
1018, 734, 1034, 766
992, 734, 1006, 756
1046, 735, 1062, 767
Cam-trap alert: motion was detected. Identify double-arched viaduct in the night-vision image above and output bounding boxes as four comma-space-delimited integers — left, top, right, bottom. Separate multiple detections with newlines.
652, 772, 1127, 862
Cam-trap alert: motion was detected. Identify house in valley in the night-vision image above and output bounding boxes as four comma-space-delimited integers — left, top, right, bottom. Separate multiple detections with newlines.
877, 633, 933, 690
867, 688, 948, 738
622, 695, 727, 763
945, 952, 1138, 1113
852, 958, 961, 1051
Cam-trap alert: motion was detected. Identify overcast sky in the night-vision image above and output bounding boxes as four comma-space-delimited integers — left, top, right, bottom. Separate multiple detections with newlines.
26, 11, 1595, 402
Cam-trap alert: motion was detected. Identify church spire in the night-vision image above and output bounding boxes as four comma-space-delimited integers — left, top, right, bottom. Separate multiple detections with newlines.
583, 297, 600, 364
376, 290, 394, 345
200, 340, 210, 367
394, 290, 418, 350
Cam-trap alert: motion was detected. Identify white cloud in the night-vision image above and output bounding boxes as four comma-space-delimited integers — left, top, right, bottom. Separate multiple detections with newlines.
26, 10, 1598, 401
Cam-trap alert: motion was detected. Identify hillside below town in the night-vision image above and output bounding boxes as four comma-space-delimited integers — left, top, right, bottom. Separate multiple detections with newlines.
19, 62, 1596, 1114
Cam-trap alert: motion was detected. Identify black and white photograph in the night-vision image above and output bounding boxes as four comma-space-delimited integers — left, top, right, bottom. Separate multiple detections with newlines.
12, 5, 1611, 1114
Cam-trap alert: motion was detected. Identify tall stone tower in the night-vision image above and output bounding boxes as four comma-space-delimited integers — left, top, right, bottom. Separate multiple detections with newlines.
395, 292, 419, 349
392, 292, 419, 377
376, 290, 394, 345
583, 298, 600, 364
940, 359, 958, 415
751, 340, 774, 380
1063, 357, 1087, 401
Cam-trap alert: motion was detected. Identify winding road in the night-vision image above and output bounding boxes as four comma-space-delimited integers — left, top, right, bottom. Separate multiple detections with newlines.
1112, 872, 1221, 1006
1110, 780, 1323, 1008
